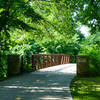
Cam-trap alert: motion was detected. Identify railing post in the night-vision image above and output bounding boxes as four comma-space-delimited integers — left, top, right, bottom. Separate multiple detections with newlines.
32, 55, 36, 71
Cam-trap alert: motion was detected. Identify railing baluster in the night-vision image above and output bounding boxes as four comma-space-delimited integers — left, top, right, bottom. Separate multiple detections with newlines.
21, 55, 24, 72
54, 55, 56, 66
57, 55, 59, 65
68, 55, 70, 63
32, 55, 34, 69
63, 55, 65, 64
61, 55, 64, 64
43, 55, 45, 68
30, 54, 71, 70
50, 55, 53, 66
65, 56, 67, 64
41, 55, 43, 69
38, 55, 40, 69
65, 56, 66, 64
47, 55, 49, 67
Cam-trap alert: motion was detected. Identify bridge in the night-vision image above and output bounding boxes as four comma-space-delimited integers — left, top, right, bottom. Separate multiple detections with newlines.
1, 54, 89, 100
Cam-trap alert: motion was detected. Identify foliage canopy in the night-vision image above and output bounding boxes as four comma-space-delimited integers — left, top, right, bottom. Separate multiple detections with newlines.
0, 0, 100, 77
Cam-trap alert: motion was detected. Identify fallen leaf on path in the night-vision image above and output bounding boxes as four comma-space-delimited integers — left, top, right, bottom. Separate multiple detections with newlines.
16, 97, 22, 100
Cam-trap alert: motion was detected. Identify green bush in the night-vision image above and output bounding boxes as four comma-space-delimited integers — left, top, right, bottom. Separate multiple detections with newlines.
0, 51, 7, 78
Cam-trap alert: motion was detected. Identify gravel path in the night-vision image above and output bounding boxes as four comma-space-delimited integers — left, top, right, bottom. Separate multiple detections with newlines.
0, 64, 76, 100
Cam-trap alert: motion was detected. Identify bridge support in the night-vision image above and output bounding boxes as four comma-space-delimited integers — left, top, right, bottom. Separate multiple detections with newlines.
7, 55, 21, 76
77, 55, 90, 77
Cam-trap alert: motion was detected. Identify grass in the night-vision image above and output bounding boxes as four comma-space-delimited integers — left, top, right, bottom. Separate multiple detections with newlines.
70, 76, 100, 100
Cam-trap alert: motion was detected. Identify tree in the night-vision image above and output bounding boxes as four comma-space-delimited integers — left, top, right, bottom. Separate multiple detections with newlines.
0, 0, 85, 77
0, 0, 44, 52
74, 0, 100, 34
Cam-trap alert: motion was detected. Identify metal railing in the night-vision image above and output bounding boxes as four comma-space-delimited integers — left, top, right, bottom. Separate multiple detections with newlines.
21, 54, 71, 71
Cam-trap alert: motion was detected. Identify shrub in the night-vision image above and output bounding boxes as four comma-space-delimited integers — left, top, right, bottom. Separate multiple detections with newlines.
0, 51, 7, 78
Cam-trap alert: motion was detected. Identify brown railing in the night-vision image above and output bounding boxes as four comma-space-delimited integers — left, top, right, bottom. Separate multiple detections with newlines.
21, 54, 71, 71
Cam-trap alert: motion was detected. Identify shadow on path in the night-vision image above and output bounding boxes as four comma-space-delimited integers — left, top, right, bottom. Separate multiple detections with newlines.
0, 64, 76, 100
